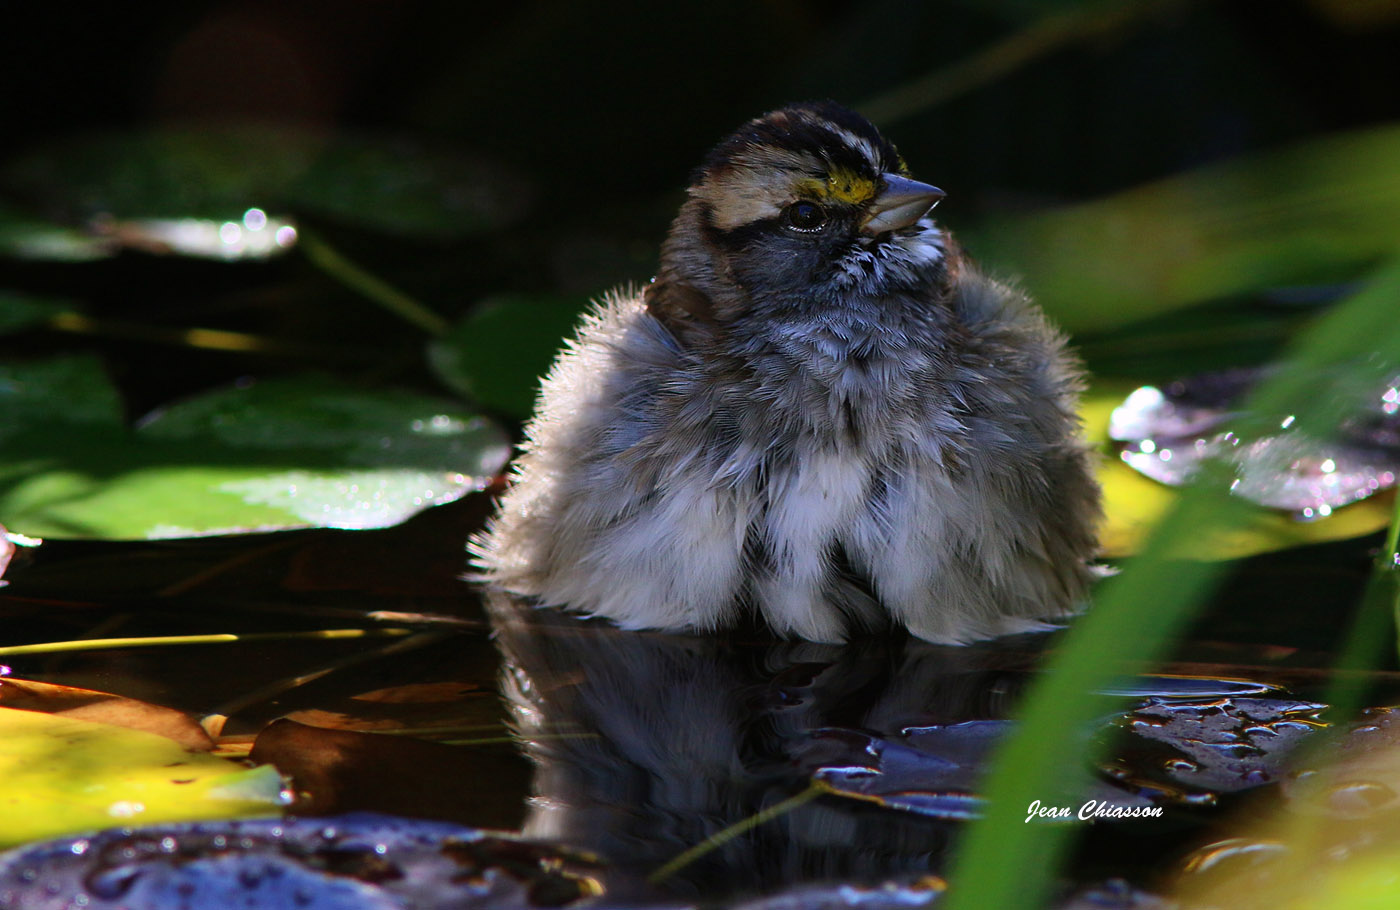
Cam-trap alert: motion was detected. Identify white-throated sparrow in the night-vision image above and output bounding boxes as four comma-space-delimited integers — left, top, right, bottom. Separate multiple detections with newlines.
473, 101, 1100, 644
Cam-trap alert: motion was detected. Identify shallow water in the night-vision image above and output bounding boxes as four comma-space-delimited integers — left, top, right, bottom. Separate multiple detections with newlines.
0, 493, 1394, 907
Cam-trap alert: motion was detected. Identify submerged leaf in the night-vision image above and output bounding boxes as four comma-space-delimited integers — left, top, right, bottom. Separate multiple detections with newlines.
0, 354, 124, 431
802, 724, 1153, 822
0, 706, 286, 847
1172, 709, 1400, 909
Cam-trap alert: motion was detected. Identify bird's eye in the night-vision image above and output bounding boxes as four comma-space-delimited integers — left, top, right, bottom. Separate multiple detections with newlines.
782, 201, 828, 232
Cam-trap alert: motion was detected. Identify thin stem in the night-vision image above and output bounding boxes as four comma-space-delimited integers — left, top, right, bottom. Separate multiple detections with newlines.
0, 628, 413, 658
647, 784, 825, 885
299, 231, 450, 337
46, 312, 375, 360
210, 630, 452, 720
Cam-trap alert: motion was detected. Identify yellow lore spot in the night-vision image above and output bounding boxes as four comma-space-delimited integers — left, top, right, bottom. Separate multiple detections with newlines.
826, 168, 877, 204
796, 168, 878, 205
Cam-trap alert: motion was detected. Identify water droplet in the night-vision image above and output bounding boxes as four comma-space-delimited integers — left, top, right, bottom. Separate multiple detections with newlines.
1109, 371, 1400, 515
84, 864, 142, 900
1327, 780, 1397, 816
1200, 741, 1264, 759
1182, 837, 1287, 875
107, 800, 145, 819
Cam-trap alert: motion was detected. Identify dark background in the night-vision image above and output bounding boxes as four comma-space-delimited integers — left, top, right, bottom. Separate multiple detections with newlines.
5, 0, 1400, 414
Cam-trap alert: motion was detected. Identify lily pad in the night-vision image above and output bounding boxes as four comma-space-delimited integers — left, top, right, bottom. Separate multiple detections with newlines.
1084, 381, 1396, 558
0, 706, 286, 848
801, 724, 1155, 822
1097, 697, 1329, 806
1107, 367, 1399, 519
0, 357, 511, 540
0, 813, 604, 909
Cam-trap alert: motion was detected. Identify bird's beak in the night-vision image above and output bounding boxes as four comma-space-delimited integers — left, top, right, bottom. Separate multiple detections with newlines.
860, 174, 945, 235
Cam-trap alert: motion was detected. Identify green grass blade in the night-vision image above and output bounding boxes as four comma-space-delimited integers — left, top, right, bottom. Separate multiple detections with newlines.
945, 255, 1400, 910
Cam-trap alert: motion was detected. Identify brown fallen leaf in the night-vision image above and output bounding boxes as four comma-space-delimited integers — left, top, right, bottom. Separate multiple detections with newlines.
250, 718, 528, 829
350, 681, 484, 704
0, 676, 214, 751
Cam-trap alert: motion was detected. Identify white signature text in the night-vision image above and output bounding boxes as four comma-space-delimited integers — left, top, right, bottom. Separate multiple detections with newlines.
1024, 799, 1163, 823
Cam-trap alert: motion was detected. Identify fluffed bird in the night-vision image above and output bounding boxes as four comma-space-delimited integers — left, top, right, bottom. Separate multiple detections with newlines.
473, 101, 1100, 644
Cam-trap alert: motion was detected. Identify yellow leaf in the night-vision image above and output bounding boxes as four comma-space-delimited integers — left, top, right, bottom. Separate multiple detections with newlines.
0, 706, 287, 847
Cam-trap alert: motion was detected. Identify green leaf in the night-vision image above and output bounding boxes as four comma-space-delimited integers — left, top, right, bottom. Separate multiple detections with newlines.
0, 706, 286, 848
428, 295, 589, 418
0, 354, 124, 430
978, 122, 1400, 332
0, 359, 510, 540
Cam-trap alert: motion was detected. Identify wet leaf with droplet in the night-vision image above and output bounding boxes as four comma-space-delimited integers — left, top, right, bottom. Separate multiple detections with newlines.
1108, 367, 1400, 518
0, 814, 604, 909
1098, 697, 1328, 805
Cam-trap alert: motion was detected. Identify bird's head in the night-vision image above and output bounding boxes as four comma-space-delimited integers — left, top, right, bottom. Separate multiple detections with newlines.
650, 102, 947, 334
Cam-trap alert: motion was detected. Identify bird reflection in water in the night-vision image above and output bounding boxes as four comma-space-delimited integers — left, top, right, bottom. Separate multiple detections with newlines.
484, 591, 1047, 903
